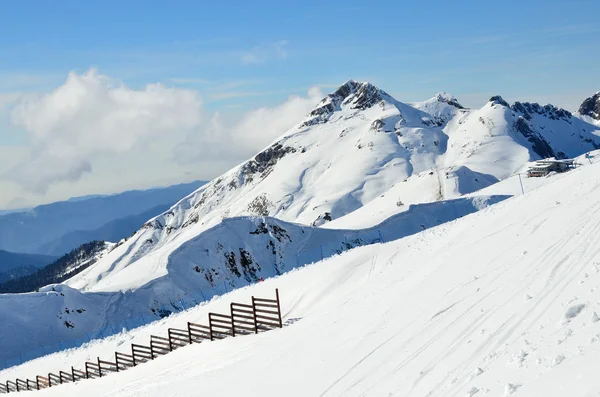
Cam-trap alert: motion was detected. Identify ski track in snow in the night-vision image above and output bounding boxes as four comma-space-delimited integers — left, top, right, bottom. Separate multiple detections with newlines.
3, 158, 600, 396
2, 84, 600, 396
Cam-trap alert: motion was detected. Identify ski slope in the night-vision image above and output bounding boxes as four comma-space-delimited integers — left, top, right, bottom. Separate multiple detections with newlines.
0, 195, 506, 364
4, 144, 600, 396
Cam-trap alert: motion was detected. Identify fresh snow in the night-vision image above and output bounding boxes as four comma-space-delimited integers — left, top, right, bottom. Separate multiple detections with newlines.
2, 82, 600, 396
56, 83, 600, 296
3, 152, 600, 396
0, 195, 506, 364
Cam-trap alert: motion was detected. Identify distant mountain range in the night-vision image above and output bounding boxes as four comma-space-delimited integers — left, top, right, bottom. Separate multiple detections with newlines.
0, 180, 206, 256
0, 250, 56, 283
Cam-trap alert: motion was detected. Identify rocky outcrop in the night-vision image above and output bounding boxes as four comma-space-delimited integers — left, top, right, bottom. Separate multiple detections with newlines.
513, 117, 557, 159
435, 92, 465, 109
242, 143, 297, 182
512, 101, 572, 121
301, 81, 389, 127
489, 96, 509, 107
579, 92, 600, 120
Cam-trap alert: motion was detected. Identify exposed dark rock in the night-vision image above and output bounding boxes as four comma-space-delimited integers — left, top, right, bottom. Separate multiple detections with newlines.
142, 219, 163, 230
150, 307, 172, 318
335, 238, 366, 254
347, 82, 386, 110
242, 143, 296, 183
271, 224, 291, 242
312, 212, 332, 226
247, 194, 273, 216
181, 212, 199, 228
435, 93, 465, 109
371, 119, 384, 131
224, 252, 241, 278
267, 240, 276, 255
579, 92, 600, 120
421, 117, 444, 127
512, 101, 572, 121
250, 222, 269, 235
513, 117, 556, 159
489, 96, 509, 107
239, 248, 261, 282
301, 81, 389, 127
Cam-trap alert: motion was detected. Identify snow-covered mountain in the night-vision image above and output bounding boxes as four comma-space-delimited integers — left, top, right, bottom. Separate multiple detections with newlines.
65, 81, 600, 292
1, 81, 600, 367
0, 181, 205, 256
0, 195, 507, 363
5, 147, 600, 397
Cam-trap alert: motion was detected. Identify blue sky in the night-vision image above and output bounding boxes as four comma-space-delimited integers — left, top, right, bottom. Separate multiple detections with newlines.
2, 0, 599, 107
0, 0, 599, 208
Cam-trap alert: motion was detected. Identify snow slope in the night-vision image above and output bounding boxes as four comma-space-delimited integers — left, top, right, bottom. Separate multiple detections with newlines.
0, 195, 506, 364
2, 82, 600, 370
56, 82, 600, 293
4, 152, 600, 396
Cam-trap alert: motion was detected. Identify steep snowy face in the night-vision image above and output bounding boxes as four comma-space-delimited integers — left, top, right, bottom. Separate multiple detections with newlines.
579, 92, 600, 121
510, 99, 600, 158
442, 97, 529, 184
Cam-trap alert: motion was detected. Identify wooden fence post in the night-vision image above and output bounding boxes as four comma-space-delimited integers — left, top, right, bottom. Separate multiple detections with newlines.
131, 344, 136, 367
276, 288, 283, 328
230, 303, 236, 337
167, 330, 173, 352
187, 322, 193, 344
252, 297, 259, 334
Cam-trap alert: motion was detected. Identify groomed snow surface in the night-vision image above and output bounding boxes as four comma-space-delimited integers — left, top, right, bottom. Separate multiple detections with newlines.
4, 152, 600, 396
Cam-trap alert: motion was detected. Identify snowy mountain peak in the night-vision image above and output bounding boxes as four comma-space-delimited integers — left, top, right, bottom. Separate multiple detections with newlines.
488, 95, 509, 107
300, 80, 389, 127
579, 92, 600, 120
433, 92, 464, 109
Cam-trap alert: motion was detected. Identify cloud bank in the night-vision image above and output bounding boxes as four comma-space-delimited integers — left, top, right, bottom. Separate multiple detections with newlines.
6, 69, 204, 193
2, 69, 325, 197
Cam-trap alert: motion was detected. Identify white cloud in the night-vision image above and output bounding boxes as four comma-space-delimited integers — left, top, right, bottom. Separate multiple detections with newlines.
5, 69, 204, 193
174, 86, 323, 164
0, 68, 328, 205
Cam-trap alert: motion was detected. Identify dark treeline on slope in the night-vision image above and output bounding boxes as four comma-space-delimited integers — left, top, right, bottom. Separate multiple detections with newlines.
0, 241, 107, 294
